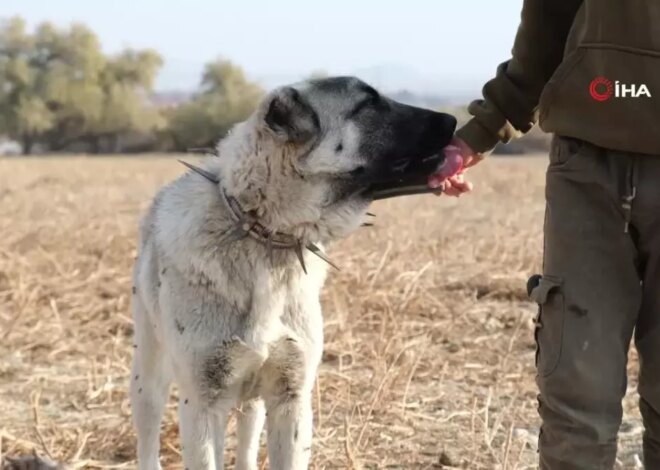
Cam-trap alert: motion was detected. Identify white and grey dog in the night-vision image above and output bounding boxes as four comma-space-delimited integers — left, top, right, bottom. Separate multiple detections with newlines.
130, 77, 456, 470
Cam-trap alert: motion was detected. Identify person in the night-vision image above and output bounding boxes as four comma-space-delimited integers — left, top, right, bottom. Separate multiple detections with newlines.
428, 1, 660, 469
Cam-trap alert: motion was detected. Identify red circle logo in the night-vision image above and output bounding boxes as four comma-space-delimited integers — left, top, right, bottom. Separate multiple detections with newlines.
589, 77, 613, 101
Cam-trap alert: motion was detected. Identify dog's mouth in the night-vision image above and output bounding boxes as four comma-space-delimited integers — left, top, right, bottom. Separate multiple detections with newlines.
363, 152, 446, 200
360, 144, 464, 200
360, 112, 458, 200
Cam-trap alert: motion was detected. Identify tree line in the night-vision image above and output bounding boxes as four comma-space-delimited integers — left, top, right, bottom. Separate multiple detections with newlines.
0, 17, 264, 154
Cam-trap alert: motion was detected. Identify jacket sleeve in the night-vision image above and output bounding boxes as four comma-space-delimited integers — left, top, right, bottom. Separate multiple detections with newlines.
456, 0, 584, 154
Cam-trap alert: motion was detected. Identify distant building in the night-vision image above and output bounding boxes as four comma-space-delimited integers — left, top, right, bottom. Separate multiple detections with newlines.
0, 138, 21, 156
150, 90, 193, 109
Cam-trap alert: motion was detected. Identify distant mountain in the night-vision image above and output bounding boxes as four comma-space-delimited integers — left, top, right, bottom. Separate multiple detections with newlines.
387, 90, 457, 109
151, 88, 461, 112
352, 64, 433, 92
152, 62, 478, 110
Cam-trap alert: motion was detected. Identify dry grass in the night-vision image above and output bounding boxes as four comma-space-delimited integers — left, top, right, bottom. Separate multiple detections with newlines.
0, 155, 644, 469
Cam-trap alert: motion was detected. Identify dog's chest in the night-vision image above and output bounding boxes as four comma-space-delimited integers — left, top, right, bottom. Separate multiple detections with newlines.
250, 258, 327, 336
195, 263, 327, 403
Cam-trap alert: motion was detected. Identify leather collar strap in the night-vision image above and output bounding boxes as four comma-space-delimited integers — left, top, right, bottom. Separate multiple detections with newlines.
218, 187, 299, 249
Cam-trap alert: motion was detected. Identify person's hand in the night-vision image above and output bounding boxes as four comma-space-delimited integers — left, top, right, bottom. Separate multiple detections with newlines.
428, 137, 482, 197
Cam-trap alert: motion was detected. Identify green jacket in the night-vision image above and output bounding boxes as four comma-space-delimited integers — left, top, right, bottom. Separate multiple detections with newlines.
457, 0, 660, 156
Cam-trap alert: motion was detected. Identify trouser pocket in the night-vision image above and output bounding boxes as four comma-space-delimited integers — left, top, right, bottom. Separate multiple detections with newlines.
528, 275, 565, 377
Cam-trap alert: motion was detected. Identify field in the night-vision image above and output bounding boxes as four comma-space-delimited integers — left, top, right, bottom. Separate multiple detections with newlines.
0, 156, 644, 469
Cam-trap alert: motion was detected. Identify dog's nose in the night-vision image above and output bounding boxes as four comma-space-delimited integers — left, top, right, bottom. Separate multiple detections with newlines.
421, 111, 457, 151
430, 112, 457, 137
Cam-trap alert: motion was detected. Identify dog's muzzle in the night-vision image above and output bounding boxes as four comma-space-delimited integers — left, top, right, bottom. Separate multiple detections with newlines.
364, 152, 448, 200
364, 118, 457, 200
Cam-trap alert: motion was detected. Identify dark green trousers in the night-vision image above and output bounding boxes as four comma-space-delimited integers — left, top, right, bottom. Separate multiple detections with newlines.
529, 136, 660, 469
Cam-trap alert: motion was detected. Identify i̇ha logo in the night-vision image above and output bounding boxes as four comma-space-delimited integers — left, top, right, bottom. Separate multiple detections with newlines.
590, 76, 652, 101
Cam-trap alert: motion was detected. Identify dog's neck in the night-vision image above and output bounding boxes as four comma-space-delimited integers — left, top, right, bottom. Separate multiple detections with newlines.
181, 145, 338, 272
216, 120, 326, 242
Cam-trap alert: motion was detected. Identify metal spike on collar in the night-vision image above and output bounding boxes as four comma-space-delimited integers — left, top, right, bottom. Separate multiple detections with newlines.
361, 222, 374, 227
306, 242, 340, 271
294, 242, 307, 274
179, 160, 220, 184
267, 234, 274, 266
366, 212, 376, 217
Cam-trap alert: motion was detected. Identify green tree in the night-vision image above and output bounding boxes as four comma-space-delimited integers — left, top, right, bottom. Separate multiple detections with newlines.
85, 49, 164, 152
0, 18, 106, 153
37, 21, 106, 151
0, 17, 54, 154
169, 59, 263, 150
0, 17, 164, 154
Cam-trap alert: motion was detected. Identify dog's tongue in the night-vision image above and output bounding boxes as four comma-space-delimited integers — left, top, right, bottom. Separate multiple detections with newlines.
427, 146, 463, 189
436, 146, 464, 178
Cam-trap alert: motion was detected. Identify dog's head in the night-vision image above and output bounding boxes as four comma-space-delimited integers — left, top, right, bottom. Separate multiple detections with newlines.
218, 76, 457, 241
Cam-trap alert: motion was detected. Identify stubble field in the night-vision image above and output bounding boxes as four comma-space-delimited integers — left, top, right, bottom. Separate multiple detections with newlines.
0, 155, 643, 469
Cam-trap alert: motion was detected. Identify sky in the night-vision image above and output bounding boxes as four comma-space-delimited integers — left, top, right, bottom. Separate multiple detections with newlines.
6, 0, 524, 96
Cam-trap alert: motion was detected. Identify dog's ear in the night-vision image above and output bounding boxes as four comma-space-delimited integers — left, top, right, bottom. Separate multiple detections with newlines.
264, 87, 319, 144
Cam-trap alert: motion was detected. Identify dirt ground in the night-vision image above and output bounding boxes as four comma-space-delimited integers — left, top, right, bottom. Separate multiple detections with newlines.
0, 155, 644, 469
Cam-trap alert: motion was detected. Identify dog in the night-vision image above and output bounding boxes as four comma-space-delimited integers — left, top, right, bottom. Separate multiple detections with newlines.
130, 76, 456, 470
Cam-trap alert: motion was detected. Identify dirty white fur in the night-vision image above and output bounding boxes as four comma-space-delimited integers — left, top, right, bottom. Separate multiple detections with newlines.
130, 85, 370, 470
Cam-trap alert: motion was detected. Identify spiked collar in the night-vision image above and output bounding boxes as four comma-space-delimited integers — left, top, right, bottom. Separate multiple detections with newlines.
179, 160, 338, 273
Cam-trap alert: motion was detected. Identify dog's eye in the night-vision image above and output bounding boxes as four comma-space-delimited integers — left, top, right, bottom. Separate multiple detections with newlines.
348, 89, 381, 118
347, 99, 371, 118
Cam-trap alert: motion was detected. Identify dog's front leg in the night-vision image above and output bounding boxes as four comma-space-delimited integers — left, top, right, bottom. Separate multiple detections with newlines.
212, 407, 230, 469
265, 394, 313, 470
131, 298, 171, 470
179, 396, 227, 470
235, 399, 266, 470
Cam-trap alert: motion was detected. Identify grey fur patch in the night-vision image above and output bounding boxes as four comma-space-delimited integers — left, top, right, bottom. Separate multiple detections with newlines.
265, 337, 306, 402
203, 345, 233, 392
200, 338, 264, 402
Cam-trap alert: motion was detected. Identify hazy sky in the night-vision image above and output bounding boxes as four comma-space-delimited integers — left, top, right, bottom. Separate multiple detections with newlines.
7, 0, 524, 95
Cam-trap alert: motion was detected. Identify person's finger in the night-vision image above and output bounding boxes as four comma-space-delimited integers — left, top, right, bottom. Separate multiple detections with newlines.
458, 180, 474, 192
444, 186, 462, 197
451, 179, 474, 192
445, 174, 474, 194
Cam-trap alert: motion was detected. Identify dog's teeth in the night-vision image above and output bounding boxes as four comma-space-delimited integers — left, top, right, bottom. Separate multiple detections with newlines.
391, 158, 410, 173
